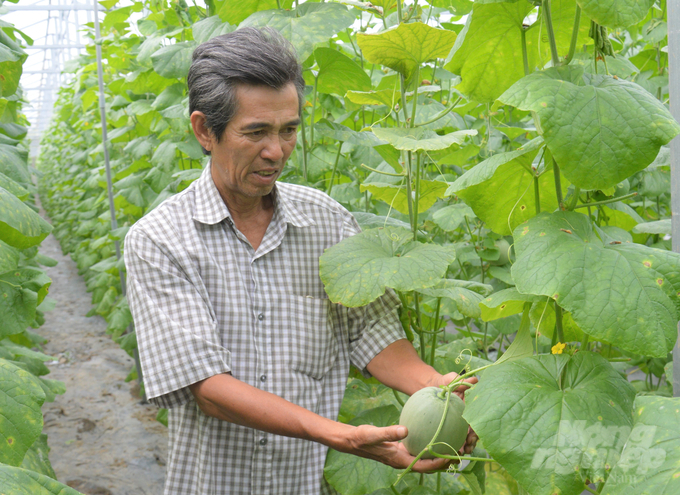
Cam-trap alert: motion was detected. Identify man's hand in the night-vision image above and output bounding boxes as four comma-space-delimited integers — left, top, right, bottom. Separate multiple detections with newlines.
337, 424, 450, 473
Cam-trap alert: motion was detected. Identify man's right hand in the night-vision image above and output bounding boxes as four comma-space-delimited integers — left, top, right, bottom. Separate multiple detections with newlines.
334, 424, 452, 473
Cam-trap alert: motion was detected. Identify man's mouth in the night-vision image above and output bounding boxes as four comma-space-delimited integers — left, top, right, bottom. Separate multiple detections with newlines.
256, 170, 277, 177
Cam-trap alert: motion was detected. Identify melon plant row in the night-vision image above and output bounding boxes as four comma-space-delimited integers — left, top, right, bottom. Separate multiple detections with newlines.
36, 0, 680, 493
0, 7, 87, 494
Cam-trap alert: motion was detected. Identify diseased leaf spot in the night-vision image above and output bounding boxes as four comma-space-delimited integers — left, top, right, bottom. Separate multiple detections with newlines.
643, 260, 652, 268
553, 293, 559, 300
520, 205, 526, 211
7, 438, 12, 445
657, 278, 664, 286
539, 232, 546, 237
560, 229, 573, 234
540, 102, 547, 108
500, 304, 506, 310
522, 226, 529, 236
674, 472, 680, 479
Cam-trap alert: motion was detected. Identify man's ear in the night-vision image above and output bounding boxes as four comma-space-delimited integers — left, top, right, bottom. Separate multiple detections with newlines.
190, 111, 214, 153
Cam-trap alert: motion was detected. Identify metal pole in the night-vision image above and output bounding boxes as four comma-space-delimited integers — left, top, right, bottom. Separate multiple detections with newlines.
92, 0, 146, 402
669, 0, 680, 397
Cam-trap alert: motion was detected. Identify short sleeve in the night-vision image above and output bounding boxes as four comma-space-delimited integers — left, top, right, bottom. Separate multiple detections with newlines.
337, 211, 406, 374
124, 227, 231, 409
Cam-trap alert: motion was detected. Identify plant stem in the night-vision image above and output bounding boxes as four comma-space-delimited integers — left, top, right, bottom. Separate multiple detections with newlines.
580, 332, 589, 350
542, 0, 561, 66
521, 26, 530, 76
565, 5, 582, 65
415, 293, 426, 361
429, 298, 442, 366
396, 0, 403, 23
566, 186, 581, 211
275, 0, 281, 8
327, 142, 343, 195
412, 153, 421, 241
410, 67, 420, 128
360, 163, 406, 177
392, 388, 405, 407
310, 74, 319, 145
574, 192, 638, 209
299, 117, 308, 181
400, 74, 410, 123
583, 484, 599, 495
554, 301, 565, 343
552, 158, 564, 208
534, 176, 541, 214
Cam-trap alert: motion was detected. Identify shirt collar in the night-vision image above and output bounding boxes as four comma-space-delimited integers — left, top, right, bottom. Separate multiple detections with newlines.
192, 163, 315, 228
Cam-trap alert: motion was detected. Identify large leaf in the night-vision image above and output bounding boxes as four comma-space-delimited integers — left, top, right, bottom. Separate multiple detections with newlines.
0, 30, 27, 97
0, 465, 82, 495
511, 211, 680, 357
372, 127, 475, 151
480, 288, 544, 322
0, 273, 38, 338
0, 239, 19, 273
577, 0, 655, 29
241, 3, 356, 62
151, 41, 197, 79
447, 137, 563, 235
319, 227, 455, 307
444, 1, 535, 103
314, 47, 371, 96
499, 66, 680, 191
601, 396, 680, 495
464, 352, 635, 495
0, 187, 53, 249
324, 405, 401, 495
357, 22, 457, 82
417, 279, 493, 319
0, 359, 46, 466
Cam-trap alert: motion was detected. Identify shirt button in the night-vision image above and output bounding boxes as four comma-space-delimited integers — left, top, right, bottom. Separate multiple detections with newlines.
257, 313, 264, 321
259, 438, 268, 446
260, 374, 267, 382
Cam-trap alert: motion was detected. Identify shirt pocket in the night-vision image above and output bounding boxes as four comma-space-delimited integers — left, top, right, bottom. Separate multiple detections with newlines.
287, 295, 339, 380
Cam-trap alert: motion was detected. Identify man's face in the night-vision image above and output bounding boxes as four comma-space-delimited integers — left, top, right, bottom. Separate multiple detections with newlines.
207, 83, 300, 208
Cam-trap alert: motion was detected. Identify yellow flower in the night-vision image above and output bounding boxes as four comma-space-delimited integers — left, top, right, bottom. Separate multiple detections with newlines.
552, 342, 566, 355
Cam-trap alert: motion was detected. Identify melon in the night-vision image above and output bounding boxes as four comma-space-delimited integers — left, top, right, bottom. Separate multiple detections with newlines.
399, 387, 468, 459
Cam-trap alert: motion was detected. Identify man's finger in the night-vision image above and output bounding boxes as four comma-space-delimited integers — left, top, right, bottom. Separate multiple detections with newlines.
355, 424, 407, 446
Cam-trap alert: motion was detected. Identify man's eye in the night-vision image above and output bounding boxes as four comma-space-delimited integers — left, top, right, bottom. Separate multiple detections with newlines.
250, 130, 265, 136
282, 127, 297, 135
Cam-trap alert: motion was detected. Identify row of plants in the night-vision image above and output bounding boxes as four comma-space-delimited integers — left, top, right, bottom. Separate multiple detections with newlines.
36, 0, 680, 494
0, 3, 86, 493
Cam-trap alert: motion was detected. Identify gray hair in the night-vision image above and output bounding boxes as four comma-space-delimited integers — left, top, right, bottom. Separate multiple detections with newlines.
188, 27, 305, 150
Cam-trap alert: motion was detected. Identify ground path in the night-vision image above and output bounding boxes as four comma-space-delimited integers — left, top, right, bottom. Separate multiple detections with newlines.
37, 208, 167, 495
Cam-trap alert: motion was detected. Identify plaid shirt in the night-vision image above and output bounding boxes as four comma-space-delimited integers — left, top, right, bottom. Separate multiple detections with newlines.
124, 164, 405, 495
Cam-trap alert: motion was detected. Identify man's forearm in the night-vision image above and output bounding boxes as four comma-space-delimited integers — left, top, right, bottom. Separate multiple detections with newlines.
366, 339, 443, 396
190, 373, 352, 450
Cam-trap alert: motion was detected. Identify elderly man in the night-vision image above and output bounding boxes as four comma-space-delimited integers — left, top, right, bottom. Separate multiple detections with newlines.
124, 27, 474, 495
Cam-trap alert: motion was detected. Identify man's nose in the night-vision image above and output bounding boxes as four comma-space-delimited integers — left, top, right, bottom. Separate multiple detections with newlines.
261, 135, 284, 161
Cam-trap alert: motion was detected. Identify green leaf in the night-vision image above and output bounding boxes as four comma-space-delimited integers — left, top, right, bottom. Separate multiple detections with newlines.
20, 434, 56, 479
0, 171, 29, 200
0, 187, 53, 249
499, 66, 680, 191
447, 138, 564, 236
529, 300, 584, 343
493, 303, 533, 366
0, 465, 81, 494
632, 219, 671, 235
479, 288, 544, 322
511, 211, 680, 357
0, 31, 27, 97
345, 89, 400, 108
314, 47, 371, 96
191, 15, 235, 44
357, 22, 457, 82
0, 143, 30, 185
324, 405, 401, 495
601, 396, 680, 494
361, 179, 448, 216
432, 204, 475, 232
417, 279, 493, 319
464, 352, 635, 495
241, 3, 356, 62
0, 239, 19, 273
216, 0, 285, 25
576, 0, 654, 29
444, 1, 535, 103
0, 275, 38, 338
151, 41, 197, 79
372, 127, 475, 152
319, 227, 455, 307
0, 358, 45, 466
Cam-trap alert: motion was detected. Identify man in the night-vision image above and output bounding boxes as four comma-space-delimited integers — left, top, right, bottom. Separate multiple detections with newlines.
124, 27, 474, 495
